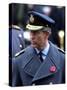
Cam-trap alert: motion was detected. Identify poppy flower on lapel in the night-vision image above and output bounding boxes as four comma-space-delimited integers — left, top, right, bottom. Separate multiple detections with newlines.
50, 66, 56, 72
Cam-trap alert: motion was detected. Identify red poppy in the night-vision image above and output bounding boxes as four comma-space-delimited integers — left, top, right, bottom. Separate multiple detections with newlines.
50, 66, 56, 72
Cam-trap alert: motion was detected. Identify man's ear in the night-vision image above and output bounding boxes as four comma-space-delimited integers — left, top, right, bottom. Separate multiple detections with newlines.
44, 31, 51, 38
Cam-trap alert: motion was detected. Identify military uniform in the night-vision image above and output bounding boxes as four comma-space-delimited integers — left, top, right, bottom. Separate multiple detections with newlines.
11, 11, 65, 86
9, 25, 25, 86
12, 41, 65, 86
9, 25, 25, 58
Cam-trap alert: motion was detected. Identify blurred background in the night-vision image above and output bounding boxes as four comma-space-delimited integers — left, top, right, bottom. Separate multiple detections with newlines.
9, 3, 65, 51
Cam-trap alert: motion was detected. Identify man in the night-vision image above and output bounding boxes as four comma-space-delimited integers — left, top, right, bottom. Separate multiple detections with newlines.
9, 25, 25, 86
11, 11, 65, 86
9, 25, 25, 58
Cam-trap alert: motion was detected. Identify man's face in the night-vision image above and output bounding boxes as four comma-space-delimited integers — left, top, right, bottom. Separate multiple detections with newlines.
30, 30, 49, 49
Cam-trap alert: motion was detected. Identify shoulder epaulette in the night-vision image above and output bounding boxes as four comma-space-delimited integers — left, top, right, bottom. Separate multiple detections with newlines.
15, 49, 25, 57
12, 25, 21, 30
9, 25, 21, 30
58, 48, 65, 54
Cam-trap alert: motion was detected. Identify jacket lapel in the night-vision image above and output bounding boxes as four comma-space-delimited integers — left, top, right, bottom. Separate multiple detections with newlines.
22, 46, 42, 77
22, 42, 60, 83
32, 42, 60, 82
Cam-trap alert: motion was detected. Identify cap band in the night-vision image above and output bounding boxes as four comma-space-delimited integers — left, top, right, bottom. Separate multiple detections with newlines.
26, 24, 51, 33
26, 24, 44, 31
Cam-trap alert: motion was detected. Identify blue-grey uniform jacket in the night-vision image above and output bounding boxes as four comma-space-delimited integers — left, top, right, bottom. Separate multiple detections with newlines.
9, 26, 25, 58
11, 42, 65, 86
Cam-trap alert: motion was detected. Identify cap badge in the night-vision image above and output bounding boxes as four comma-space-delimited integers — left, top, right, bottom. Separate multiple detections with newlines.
29, 14, 34, 23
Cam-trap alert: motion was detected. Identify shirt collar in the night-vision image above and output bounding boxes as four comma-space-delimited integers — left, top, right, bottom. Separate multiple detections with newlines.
42, 43, 50, 56
35, 42, 50, 56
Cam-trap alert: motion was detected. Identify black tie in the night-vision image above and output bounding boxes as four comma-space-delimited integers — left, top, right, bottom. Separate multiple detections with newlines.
38, 51, 43, 62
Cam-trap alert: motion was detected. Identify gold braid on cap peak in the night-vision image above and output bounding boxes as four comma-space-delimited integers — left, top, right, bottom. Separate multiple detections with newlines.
26, 24, 51, 33
26, 24, 44, 30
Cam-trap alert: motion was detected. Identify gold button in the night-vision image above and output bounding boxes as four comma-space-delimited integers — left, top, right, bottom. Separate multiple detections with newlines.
19, 45, 22, 48
19, 34, 22, 38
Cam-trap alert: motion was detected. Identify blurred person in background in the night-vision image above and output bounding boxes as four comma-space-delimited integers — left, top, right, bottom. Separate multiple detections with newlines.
9, 25, 25, 58
9, 25, 25, 86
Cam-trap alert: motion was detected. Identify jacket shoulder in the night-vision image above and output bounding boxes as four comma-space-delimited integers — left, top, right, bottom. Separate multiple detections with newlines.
56, 46, 65, 54
15, 48, 26, 57
9, 25, 21, 31
14, 46, 31, 57
51, 42, 65, 54
57, 47, 65, 54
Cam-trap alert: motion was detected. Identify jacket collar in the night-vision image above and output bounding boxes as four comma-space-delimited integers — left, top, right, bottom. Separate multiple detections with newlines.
22, 45, 42, 77
35, 42, 50, 56
32, 42, 60, 82
22, 42, 60, 82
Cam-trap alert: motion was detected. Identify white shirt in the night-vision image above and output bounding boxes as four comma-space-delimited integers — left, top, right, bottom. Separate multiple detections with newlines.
35, 43, 50, 61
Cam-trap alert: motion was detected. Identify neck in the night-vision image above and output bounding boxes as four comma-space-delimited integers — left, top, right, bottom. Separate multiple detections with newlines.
37, 40, 49, 50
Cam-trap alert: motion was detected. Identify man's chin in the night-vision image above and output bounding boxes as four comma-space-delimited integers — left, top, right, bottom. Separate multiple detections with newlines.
31, 44, 37, 48
31, 44, 42, 50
